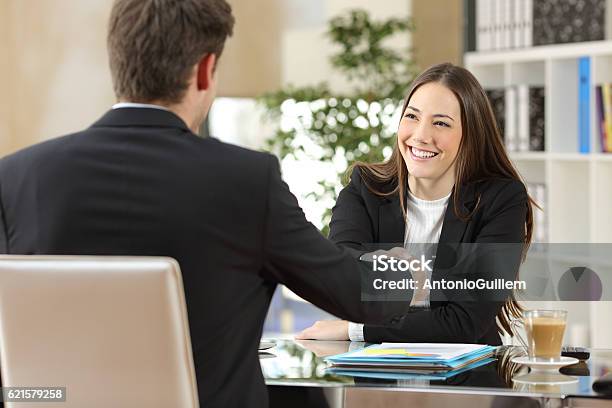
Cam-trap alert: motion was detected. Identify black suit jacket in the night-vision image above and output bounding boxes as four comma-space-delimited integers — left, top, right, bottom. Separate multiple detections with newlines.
0, 108, 409, 408
329, 168, 529, 345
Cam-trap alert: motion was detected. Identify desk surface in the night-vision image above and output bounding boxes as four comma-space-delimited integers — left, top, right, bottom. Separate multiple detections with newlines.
260, 339, 612, 401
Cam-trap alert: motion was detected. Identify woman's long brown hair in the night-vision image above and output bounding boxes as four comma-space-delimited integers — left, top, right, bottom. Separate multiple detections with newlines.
351, 62, 536, 337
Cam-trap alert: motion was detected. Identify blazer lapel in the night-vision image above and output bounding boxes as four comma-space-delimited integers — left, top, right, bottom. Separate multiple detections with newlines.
378, 196, 405, 245
431, 182, 479, 303
439, 182, 479, 243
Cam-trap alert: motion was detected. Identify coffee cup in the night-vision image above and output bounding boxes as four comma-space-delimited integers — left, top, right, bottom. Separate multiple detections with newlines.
512, 309, 567, 362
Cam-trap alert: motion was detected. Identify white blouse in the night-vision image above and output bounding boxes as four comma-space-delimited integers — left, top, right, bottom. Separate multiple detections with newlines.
347, 189, 451, 342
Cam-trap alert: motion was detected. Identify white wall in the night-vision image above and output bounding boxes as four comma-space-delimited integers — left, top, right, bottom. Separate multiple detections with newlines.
281, 0, 412, 93
0, 0, 114, 156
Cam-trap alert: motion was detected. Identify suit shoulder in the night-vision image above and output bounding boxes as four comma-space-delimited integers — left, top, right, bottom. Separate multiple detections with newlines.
472, 178, 528, 217
477, 178, 527, 198
194, 137, 278, 189
0, 132, 84, 172
201, 136, 274, 164
346, 166, 396, 196
347, 167, 364, 187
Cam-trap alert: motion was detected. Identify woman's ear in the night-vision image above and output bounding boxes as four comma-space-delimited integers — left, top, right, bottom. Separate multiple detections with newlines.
196, 53, 217, 91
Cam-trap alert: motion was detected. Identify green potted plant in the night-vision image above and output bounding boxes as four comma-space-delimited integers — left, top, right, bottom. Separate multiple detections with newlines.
261, 9, 418, 235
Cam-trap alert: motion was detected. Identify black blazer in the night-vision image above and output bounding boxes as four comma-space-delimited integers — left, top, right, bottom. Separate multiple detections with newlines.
329, 168, 529, 345
0, 108, 409, 408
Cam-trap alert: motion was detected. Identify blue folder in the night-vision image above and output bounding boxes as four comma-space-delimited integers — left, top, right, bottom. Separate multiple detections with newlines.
326, 357, 496, 380
326, 344, 497, 369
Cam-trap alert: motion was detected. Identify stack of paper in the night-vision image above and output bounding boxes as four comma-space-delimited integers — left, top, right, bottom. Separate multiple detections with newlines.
326, 343, 496, 378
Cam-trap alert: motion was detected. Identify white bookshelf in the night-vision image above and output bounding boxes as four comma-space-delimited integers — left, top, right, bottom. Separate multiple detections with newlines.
465, 40, 612, 348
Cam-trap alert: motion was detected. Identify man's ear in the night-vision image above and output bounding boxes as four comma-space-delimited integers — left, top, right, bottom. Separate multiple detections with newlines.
196, 53, 217, 91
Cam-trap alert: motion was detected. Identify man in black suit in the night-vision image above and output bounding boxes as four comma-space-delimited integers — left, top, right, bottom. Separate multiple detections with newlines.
0, 0, 409, 406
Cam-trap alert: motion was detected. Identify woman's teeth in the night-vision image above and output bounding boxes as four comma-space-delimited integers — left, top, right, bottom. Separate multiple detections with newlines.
411, 146, 438, 159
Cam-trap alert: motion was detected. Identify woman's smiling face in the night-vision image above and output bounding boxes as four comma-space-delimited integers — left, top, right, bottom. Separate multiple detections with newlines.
398, 81, 463, 183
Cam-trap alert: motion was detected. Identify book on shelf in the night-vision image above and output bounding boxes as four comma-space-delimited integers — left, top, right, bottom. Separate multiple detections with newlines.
504, 86, 517, 151
608, 84, 612, 152
475, 0, 491, 51
497, 80, 612, 155
608, 84, 612, 153
490, 85, 545, 153
523, 0, 533, 48
599, 84, 612, 152
527, 86, 545, 151
520, 85, 545, 152
513, 0, 524, 48
493, 0, 501, 50
472, 0, 611, 52
503, 0, 513, 49
595, 85, 605, 152
578, 57, 591, 153
465, 0, 477, 52
517, 85, 530, 151
527, 182, 547, 243
485, 88, 505, 142
533, 0, 607, 46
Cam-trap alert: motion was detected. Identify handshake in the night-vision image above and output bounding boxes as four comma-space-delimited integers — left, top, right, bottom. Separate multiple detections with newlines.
360, 247, 431, 305
296, 247, 432, 341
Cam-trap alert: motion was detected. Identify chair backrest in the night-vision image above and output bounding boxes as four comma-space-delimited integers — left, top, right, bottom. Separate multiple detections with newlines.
0, 256, 199, 408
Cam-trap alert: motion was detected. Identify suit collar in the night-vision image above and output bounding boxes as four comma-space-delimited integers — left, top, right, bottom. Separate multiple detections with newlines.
378, 195, 405, 244
91, 107, 191, 132
439, 182, 479, 243
378, 182, 479, 244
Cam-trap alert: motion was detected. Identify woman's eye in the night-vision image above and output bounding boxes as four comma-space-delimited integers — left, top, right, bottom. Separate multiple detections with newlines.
434, 121, 450, 128
405, 113, 417, 120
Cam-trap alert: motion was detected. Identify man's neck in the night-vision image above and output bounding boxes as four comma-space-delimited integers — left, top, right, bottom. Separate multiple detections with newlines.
113, 102, 170, 111
116, 100, 202, 133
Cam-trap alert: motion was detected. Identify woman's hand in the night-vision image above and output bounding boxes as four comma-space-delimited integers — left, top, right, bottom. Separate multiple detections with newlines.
295, 320, 349, 340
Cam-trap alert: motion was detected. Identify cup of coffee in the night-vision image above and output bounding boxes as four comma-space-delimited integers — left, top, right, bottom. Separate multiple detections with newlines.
512, 310, 567, 362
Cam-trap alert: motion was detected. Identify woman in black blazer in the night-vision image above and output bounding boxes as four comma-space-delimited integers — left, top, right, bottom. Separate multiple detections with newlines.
296, 63, 535, 345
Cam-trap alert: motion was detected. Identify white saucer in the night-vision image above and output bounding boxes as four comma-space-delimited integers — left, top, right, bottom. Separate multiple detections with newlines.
259, 340, 277, 351
510, 356, 579, 372
512, 371, 578, 385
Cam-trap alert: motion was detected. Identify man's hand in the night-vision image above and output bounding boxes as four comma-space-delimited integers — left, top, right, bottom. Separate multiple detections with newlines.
295, 320, 349, 341
359, 246, 413, 262
294, 339, 350, 357
361, 246, 429, 305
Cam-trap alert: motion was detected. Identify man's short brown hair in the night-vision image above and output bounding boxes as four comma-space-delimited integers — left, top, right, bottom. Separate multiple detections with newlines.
108, 0, 234, 104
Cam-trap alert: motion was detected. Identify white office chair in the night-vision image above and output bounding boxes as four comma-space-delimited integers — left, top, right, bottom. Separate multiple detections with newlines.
0, 256, 199, 408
